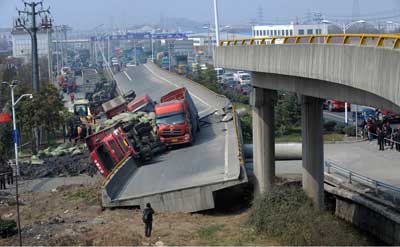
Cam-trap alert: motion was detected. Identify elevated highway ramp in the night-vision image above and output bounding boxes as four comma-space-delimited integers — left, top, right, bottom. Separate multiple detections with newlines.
102, 63, 247, 212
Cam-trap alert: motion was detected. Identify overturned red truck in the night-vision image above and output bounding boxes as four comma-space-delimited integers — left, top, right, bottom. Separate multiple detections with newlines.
86, 87, 200, 177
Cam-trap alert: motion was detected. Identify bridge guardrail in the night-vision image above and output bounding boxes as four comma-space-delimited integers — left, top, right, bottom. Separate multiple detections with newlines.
220, 34, 400, 49
325, 160, 400, 196
369, 132, 400, 145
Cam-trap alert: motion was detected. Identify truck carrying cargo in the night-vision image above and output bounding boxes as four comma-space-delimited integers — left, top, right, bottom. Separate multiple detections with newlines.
127, 94, 155, 113
102, 96, 128, 119
155, 87, 200, 146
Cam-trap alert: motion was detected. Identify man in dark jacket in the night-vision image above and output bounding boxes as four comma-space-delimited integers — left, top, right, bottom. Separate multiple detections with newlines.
142, 203, 155, 238
377, 127, 385, 151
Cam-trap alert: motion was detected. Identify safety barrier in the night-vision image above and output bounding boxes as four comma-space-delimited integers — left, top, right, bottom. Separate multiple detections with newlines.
369, 132, 400, 146
220, 34, 400, 49
325, 160, 400, 195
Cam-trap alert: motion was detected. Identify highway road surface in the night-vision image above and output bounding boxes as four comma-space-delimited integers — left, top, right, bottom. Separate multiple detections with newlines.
103, 63, 245, 212
275, 141, 400, 187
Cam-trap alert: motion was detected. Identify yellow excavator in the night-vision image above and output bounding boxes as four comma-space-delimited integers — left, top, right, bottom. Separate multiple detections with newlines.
73, 99, 95, 125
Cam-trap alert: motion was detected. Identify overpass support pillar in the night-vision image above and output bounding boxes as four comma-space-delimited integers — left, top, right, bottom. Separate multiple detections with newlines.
301, 95, 324, 210
251, 87, 277, 195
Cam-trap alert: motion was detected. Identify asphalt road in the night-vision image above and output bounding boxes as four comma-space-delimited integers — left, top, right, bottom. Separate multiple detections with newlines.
112, 63, 240, 199
276, 141, 400, 187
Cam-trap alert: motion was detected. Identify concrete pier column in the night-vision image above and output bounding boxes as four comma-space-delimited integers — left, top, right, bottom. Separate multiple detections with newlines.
301, 95, 324, 210
251, 87, 277, 195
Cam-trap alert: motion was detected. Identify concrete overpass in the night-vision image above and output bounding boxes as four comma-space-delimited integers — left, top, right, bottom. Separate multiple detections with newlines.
100, 63, 247, 212
215, 34, 400, 209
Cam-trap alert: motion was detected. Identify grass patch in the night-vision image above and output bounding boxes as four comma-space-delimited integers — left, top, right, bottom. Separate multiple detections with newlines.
69, 190, 90, 200
323, 133, 345, 142
195, 224, 225, 245
275, 133, 345, 143
66, 184, 100, 205
248, 185, 375, 246
276, 134, 302, 143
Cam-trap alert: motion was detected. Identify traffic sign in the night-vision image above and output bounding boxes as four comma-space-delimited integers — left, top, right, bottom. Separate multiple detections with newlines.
13, 129, 19, 145
0, 113, 11, 123
90, 32, 187, 42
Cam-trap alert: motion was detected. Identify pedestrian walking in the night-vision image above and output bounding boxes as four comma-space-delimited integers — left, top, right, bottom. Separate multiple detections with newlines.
142, 203, 155, 238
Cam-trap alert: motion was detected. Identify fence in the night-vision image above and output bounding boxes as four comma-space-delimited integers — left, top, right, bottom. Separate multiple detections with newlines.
325, 160, 400, 196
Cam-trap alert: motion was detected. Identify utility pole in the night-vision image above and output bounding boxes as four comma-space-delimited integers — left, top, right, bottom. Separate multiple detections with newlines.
15, 1, 51, 153
15, 0, 52, 93
213, 0, 220, 46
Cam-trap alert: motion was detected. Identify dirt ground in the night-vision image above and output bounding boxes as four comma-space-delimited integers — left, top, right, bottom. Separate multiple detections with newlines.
0, 178, 277, 246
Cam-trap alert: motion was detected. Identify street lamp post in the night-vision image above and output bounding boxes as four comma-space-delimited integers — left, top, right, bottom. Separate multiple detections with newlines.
213, 0, 220, 46
322, 19, 366, 127
2, 80, 33, 247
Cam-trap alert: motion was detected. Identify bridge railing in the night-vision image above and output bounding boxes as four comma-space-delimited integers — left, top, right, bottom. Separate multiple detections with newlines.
220, 34, 400, 49
325, 160, 400, 196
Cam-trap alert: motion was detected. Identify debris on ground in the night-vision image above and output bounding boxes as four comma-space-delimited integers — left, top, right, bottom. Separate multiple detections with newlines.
20, 153, 96, 179
37, 143, 87, 158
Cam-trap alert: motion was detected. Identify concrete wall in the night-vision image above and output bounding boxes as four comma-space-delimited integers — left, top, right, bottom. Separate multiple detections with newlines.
336, 197, 400, 245
103, 166, 248, 213
215, 45, 400, 112
103, 157, 140, 201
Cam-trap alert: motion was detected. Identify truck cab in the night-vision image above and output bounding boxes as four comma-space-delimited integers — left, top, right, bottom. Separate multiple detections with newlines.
88, 128, 134, 177
155, 88, 199, 146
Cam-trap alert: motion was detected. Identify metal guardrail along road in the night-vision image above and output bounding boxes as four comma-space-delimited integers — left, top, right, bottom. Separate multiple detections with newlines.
220, 34, 400, 49
325, 160, 400, 195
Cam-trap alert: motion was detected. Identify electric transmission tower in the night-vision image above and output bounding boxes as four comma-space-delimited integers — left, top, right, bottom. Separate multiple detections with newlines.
15, 0, 52, 93
257, 5, 264, 25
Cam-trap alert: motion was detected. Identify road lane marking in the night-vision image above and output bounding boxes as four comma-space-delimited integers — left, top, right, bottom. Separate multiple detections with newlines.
123, 71, 132, 81
143, 64, 213, 110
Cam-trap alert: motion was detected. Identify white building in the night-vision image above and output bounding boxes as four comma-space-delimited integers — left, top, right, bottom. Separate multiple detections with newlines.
0, 28, 12, 42
12, 29, 51, 59
252, 23, 330, 38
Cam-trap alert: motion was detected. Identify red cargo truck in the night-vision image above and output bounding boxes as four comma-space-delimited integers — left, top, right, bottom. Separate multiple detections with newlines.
102, 96, 128, 119
87, 127, 134, 177
127, 94, 155, 113
325, 100, 351, 112
155, 87, 200, 146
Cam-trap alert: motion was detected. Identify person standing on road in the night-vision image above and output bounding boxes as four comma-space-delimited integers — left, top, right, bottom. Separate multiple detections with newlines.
69, 93, 75, 104
394, 129, 400, 151
377, 127, 385, 151
142, 203, 155, 238
383, 122, 392, 147
367, 117, 374, 141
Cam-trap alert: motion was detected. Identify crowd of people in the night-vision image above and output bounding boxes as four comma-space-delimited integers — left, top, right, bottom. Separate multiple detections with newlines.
363, 116, 400, 152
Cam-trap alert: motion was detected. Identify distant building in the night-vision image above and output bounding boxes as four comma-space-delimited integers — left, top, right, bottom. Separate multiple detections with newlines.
11, 29, 51, 60
252, 23, 331, 38
0, 28, 12, 42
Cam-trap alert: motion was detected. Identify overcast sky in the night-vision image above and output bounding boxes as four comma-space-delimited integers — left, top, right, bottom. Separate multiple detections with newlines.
1, 0, 400, 29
